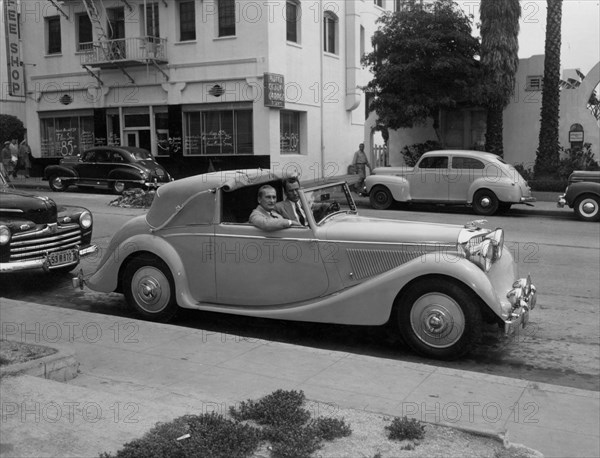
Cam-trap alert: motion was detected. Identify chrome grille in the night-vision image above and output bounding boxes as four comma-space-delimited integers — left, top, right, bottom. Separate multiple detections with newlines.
10, 226, 83, 261
467, 235, 484, 248
347, 248, 426, 280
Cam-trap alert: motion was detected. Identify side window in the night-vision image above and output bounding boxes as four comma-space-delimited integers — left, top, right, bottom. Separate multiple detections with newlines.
111, 152, 124, 163
452, 157, 485, 170
82, 151, 96, 162
418, 156, 448, 169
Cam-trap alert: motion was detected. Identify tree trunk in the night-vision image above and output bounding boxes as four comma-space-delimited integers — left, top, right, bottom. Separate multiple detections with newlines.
485, 105, 504, 156
535, 0, 563, 178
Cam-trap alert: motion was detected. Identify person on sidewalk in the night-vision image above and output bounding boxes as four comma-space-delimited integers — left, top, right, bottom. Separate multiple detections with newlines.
16, 140, 32, 178
276, 178, 307, 226
249, 185, 302, 231
9, 139, 19, 178
351, 143, 371, 195
1, 141, 13, 181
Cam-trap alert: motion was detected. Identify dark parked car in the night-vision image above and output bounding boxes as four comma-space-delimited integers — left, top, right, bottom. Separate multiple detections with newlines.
44, 146, 172, 194
0, 170, 97, 273
557, 170, 600, 222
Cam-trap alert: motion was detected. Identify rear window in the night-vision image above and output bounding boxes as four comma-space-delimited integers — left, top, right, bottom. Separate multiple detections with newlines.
452, 157, 485, 169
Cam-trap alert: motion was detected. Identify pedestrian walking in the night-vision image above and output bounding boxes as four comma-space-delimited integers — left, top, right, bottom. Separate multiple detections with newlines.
351, 143, 371, 195
9, 139, 19, 178
16, 140, 32, 178
1, 141, 14, 181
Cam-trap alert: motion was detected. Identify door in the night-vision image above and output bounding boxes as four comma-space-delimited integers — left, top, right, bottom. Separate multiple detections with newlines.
107, 7, 125, 58
125, 132, 139, 148
449, 156, 486, 202
409, 155, 449, 201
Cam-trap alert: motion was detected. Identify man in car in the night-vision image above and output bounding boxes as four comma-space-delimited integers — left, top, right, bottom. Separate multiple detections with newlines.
250, 185, 301, 231
276, 178, 307, 226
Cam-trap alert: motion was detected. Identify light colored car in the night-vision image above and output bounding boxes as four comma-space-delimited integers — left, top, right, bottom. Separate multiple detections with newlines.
365, 150, 536, 215
78, 169, 537, 359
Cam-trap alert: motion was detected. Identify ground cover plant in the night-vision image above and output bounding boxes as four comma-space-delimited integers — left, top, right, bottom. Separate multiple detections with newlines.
100, 389, 351, 458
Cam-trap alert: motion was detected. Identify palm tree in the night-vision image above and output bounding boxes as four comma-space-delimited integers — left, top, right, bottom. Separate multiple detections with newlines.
479, 0, 521, 157
535, 0, 563, 178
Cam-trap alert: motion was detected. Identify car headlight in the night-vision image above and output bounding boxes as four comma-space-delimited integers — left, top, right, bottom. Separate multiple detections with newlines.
79, 211, 93, 229
486, 228, 504, 260
0, 225, 11, 245
461, 230, 503, 273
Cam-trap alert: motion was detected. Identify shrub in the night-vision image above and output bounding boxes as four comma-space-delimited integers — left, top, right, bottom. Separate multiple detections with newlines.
400, 140, 442, 166
385, 416, 425, 442
229, 389, 310, 427
99, 412, 261, 458
512, 163, 534, 182
557, 143, 599, 180
309, 417, 352, 441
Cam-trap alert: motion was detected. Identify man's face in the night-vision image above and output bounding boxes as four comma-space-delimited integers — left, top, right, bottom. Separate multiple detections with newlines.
359, 144, 364, 151
284, 181, 301, 203
258, 188, 277, 211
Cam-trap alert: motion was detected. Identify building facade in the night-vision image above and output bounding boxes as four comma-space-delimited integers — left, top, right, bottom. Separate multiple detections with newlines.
9, 0, 398, 178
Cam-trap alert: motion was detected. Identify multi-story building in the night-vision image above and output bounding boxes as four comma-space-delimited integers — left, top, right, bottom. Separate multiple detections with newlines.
9, 0, 397, 178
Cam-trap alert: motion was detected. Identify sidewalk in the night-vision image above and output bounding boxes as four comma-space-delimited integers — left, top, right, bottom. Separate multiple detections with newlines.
1, 298, 598, 457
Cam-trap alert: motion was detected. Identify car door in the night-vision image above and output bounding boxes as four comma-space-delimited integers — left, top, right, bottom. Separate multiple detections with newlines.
214, 189, 330, 307
448, 156, 486, 202
409, 155, 449, 201
77, 150, 109, 185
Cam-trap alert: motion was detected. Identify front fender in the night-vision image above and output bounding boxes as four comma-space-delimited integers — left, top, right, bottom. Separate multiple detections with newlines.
44, 165, 77, 180
365, 175, 411, 201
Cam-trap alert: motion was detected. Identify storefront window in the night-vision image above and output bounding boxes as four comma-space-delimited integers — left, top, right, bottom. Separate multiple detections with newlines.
280, 111, 300, 154
183, 109, 252, 155
40, 115, 94, 157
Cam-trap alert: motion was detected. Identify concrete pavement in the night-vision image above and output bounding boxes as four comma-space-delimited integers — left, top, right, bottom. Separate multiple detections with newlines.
1, 298, 598, 457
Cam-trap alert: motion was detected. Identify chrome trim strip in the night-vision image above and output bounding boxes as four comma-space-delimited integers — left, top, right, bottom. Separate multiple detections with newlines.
12, 224, 80, 240
0, 208, 24, 213
10, 238, 82, 258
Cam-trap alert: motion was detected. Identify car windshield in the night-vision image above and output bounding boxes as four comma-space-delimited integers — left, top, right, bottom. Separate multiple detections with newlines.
302, 183, 356, 225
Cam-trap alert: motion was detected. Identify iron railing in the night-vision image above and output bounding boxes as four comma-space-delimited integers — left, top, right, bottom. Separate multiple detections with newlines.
79, 36, 167, 66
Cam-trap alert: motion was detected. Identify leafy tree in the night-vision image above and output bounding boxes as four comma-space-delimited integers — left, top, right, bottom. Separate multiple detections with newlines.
362, 0, 480, 139
0, 114, 26, 145
535, 0, 563, 178
479, 0, 521, 157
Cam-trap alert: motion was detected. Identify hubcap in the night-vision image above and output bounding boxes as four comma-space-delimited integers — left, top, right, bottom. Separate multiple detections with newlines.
410, 293, 465, 348
581, 200, 598, 216
479, 197, 491, 208
131, 267, 170, 313
115, 182, 125, 193
53, 177, 62, 187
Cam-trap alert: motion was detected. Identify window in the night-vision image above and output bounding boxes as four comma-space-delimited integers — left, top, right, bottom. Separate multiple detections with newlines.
526, 76, 543, 91
286, 1, 299, 43
360, 25, 365, 57
280, 111, 300, 154
418, 156, 448, 169
144, 3, 160, 38
179, 1, 196, 41
46, 16, 61, 54
374, 0, 383, 7
218, 0, 236, 37
40, 115, 94, 157
77, 14, 93, 51
323, 11, 337, 54
452, 157, 485, 170
184, 109, 253, 155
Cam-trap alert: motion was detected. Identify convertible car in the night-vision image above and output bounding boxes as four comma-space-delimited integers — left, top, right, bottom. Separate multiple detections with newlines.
79, 169, 537, 359
44, 146, 172, 194
0, 170, 97, 273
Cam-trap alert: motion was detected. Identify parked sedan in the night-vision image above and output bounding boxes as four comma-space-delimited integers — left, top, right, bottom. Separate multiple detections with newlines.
365, 150, 536, 215
557, 170, 600, 222
44, 146, 172, 194
0, 171, 97, 273
78, 169, 537, 360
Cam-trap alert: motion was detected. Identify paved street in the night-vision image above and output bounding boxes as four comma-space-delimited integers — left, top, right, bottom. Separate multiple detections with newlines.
2, 189, 599, 392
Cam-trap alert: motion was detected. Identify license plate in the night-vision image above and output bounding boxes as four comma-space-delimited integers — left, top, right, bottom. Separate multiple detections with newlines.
47, 249, 76, 267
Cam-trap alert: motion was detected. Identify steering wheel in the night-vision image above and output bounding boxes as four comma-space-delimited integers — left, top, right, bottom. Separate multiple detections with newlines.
325, 201, 340, 213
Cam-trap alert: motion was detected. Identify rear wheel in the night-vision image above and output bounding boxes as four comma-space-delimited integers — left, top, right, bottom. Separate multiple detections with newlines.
397, 279, 482, 360
48, 175, 67, 192
574, 194, 600, 222
472, 190, 499, 216
369, 185, 394, 210
123, 256, 179, 322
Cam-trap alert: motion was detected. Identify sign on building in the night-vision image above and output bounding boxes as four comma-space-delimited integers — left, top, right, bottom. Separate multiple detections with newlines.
264, 73, 285, 108
4, 0, 24, 97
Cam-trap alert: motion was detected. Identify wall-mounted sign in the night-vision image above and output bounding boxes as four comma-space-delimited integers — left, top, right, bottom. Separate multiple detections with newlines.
4, 0, 24, 97
569, 131, 584, 143
264, 73, 285, 108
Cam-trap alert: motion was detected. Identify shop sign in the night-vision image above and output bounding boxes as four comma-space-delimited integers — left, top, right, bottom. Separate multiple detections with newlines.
569, 131, 584, 143
264, 73, 285, 108
4, 0, 24, 97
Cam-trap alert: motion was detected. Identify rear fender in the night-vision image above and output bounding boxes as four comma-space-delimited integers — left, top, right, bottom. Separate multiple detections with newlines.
365, 175, 411, 201
467, 179, 521, 203
44, 165, 77, 180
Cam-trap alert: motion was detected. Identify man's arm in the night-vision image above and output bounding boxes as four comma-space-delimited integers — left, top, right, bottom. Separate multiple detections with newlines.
249, 209, 292, 232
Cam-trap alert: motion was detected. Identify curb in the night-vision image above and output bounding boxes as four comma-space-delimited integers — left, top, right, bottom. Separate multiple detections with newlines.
0, 342, 79, 382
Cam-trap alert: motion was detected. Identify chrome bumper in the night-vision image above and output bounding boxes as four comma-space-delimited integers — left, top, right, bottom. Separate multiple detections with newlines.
520, 196, 537, 204
504, 275, 537, 334
557, 194, 567, 208
0, 244, 98, 273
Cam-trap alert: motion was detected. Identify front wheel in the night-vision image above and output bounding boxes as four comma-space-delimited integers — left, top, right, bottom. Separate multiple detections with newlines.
396, 279, 482, 360
48, 175, 68, 192
123, 256, 179, 322
112, 180, 127, 194
369, 185, 394, 210
472, 190, 499, 216
574, 194, 600, 222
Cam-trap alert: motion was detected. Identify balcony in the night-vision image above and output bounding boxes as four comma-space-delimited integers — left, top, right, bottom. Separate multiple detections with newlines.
79, 36, 168, 69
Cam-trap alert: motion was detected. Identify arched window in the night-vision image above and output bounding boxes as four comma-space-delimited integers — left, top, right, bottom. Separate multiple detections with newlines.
323, 11, 338, 54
